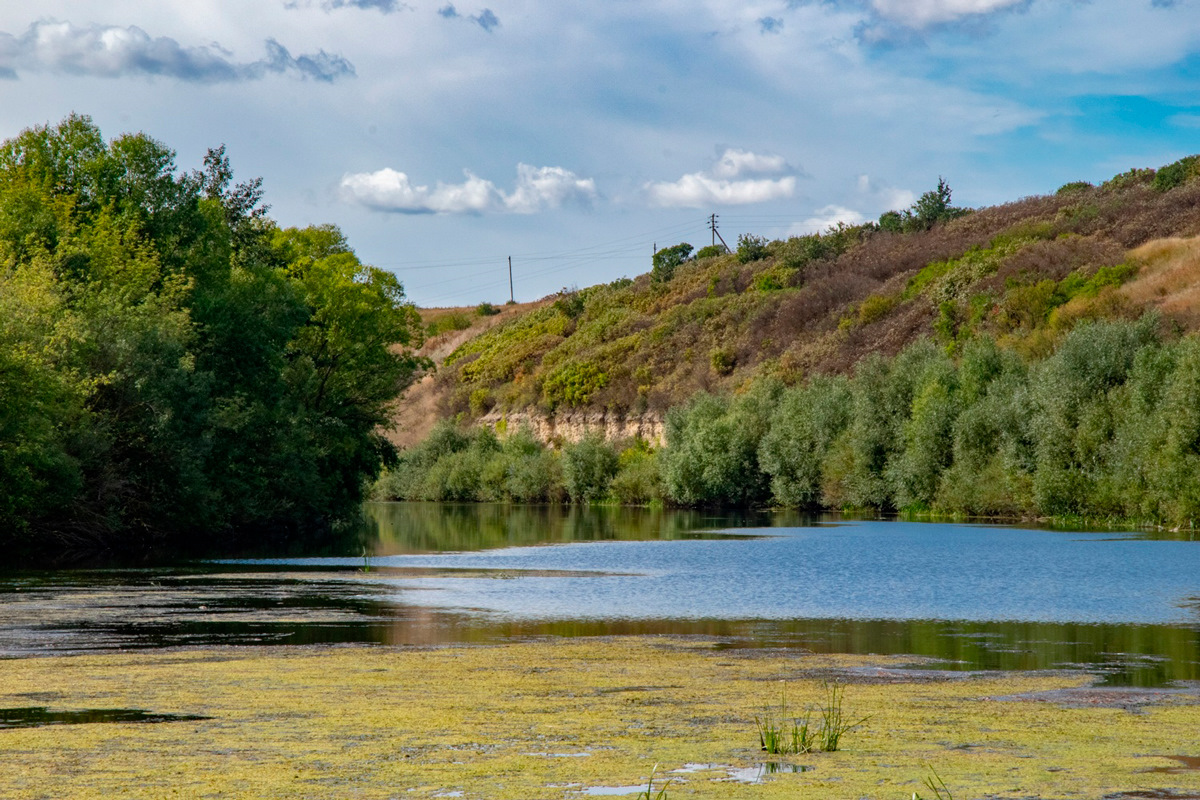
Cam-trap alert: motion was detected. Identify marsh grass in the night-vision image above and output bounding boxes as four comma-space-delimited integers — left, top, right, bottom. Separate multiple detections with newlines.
913, 765, 953, 800
818, 680, 870, 752
635, 765, 672, 800
755, 698, 816, 755
757, 682, 868, 755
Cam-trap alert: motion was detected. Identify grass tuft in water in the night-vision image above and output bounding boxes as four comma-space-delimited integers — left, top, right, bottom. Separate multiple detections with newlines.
756, 682, 869, 755
912, 765, 953, 799
756, 695, 816, 754
818, 680, 870, 752
635, 764, 672, 800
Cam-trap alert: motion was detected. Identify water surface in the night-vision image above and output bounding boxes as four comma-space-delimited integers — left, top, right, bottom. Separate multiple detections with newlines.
3, 503, 1200, 686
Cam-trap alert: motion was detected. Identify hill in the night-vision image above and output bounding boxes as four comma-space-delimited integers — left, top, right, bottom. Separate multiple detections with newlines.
407, 161, 1200, 440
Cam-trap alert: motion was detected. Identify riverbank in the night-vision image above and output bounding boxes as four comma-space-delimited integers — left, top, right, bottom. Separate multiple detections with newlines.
2, 638, 1199, 799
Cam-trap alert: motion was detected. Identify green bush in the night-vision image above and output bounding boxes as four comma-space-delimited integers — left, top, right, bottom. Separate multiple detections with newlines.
736, 233, 769, 263
476, 301, 501, 316
694, 244, 725, 260
660, 382, 778, 506
652, 243, 693, 284
759, 376, 852, 507
562, 434, 619, 503
1152, 155, 1200, 192
610, 442, 662, 505
542, 362, 609, 408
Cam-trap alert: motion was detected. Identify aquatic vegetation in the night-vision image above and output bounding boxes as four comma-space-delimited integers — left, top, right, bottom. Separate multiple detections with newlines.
757, 681, 866, 755
3, 638, 1200, 799
818, 680, 869, 752
634, 764, 673, 800
912, 765, 954, 800
756, 695, 815, 755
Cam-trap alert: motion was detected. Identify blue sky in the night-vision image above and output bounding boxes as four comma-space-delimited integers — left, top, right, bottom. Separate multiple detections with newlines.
0, 0, 1198, 306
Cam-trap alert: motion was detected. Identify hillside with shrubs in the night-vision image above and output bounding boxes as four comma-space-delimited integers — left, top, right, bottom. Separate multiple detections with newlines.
377, 157, 1200, 526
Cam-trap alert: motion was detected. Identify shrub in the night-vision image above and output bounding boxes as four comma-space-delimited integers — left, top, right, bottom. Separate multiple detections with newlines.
476, 301, 500, 316
1056, 181, 1093, 196
710, 347, 735, 376
562, 434, 619, 503
1152, 155, 1200, 192
694, 244, 725, 260
652, 243, 693, 283
736, 233, 769, 263
659, 381, 778, 506
542, 362, 609, 408
759, 376, 853, 507
610, 442, 662, 505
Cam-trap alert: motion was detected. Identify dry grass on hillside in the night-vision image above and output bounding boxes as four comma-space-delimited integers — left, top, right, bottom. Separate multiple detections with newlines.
1124, 236, 1200, 329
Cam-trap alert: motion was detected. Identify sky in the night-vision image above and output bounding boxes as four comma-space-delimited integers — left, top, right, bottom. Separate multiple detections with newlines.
1, 1, 1199, 307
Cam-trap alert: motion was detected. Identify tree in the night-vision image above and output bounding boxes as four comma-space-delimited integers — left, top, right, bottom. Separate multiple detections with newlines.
651, 242, 692, 284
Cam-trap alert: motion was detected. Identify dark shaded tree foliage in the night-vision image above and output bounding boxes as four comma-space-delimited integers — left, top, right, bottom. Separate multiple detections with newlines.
0, 115, 423, 557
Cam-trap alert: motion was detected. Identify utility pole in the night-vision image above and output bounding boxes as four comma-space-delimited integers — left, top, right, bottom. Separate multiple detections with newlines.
508, 256, 514, 304
709, 213, 731, 253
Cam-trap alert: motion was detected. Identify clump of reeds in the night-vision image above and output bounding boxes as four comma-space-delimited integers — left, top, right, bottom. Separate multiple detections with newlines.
755, 681, 870, 755
755, 694, 816, 755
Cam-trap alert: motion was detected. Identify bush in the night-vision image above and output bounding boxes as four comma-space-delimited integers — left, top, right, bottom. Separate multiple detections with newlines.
610, 442, 662, 505
652, 243, 693, 283
759, 376, 852, 507
694, 244, 725, 260
476, 301, 500, 316
1152, 155, 1200, 192
562, 434, 619, 503
736, 233, 769, 263
659, 382, 778, 506
1056, 181, 1093, 196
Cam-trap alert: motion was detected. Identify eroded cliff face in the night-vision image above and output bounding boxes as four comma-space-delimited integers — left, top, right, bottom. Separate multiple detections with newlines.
478, 409, 665, 445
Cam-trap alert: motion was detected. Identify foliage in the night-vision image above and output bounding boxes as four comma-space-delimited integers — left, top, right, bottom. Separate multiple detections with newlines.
693, 244, 725, 260
562, 434, 619, 503
736, 233, 769, 263
0, 115, 423, 554
476, 301, 500, 316
651, 242, 692, 284
880, 178, 970, 233
1152, 155, 1200, 192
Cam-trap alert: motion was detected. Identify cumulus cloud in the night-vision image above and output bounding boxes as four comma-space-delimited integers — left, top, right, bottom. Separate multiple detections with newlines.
0, 20, 353, 82
645, 148, 797, 208
438, 4, 501, 31
867, 0, 1028, 28
711, 148, 791, 179
340, 164, 596, 214
789, 205, 867, 235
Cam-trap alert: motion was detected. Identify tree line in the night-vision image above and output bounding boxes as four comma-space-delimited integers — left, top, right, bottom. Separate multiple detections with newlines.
0, 115, 424, 557
377, 316, 1200, 528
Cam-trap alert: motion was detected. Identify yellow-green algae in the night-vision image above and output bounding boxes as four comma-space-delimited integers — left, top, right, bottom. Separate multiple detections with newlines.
1, 638, 1198, 799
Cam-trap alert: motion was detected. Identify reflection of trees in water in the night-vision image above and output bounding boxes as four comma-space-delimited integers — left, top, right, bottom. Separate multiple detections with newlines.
364, 502, 799, 554
375, 612, 1200, 688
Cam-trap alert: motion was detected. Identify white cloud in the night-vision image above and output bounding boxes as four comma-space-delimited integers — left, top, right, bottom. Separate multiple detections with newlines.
646, 148, 797, 207
711, 148, 790, 179
868, 0, 1027, 28
504, 164, 597, 213
340, 164, 596, 214
857, 174, 916, 212
789, 205, 867, 236
0, 20, 353, 81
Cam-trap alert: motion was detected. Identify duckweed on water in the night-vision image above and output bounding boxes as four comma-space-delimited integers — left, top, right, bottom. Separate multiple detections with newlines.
1, 638, 1200, 798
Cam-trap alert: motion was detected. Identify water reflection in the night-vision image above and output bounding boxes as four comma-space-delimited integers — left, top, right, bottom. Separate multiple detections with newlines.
2, 503, 1200, 689
364, 502, 801, 555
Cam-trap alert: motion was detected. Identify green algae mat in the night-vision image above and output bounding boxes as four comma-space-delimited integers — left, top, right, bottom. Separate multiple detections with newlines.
1, 637, 1198, 799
